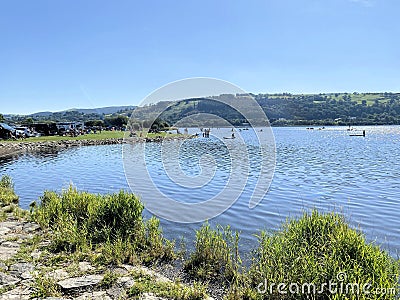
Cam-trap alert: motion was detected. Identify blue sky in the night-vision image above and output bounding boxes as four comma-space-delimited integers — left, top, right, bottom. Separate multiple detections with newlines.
0, 0, 399, 115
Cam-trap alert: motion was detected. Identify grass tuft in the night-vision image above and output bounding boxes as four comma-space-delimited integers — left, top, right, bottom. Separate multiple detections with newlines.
0, 175, 19, 206
31, 273, 61, 298
185, 222, 241, 283
32, 186, 175, 264
234, 210, 400, 299
99, 270, 119, 289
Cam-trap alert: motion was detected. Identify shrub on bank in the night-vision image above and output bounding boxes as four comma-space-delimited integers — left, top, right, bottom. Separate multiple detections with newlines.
0, 175, 19, 206
184, 223, 241, 282
238, 210, 400, 299
32, 186, 175, 263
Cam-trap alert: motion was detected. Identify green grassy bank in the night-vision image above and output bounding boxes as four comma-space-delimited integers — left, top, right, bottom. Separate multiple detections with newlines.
1, 175, 399, 299
0, 130, 124, 143
1, 130, 187, 143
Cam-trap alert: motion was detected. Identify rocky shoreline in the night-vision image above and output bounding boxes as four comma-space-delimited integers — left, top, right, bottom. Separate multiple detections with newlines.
0, 206, 215, 300
0, 135, 192, 159
0, 139, 124, 158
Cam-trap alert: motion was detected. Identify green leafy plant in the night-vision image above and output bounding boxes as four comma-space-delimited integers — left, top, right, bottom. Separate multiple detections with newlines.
31, 273, 61, 298
99, 270, 119, 289
239, 210, 400, 299
185, 222, 241, 282
32, 186, 175, 264
0, 175, 19, 206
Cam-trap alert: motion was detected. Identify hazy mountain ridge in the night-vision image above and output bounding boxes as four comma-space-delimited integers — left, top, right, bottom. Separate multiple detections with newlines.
2, 106, 136, 124
30, 105, 136, 117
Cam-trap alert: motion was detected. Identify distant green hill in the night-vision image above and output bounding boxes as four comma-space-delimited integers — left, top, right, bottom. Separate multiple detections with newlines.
256, 92, 400, 126
129, 92, 400, 127
4, 106, 136, 124
29, 105, 136, 117
4, 93, 400, 126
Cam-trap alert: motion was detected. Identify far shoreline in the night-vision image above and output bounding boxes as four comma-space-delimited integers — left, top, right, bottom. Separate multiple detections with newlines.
1, 124, 400, 158
0, 132, 192, 159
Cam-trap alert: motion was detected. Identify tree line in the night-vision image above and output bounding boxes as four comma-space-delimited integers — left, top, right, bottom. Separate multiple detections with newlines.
3, 110, 130, 128
164, 93, 400, 126
256, 92, 400, 126
3, 92, 400, 127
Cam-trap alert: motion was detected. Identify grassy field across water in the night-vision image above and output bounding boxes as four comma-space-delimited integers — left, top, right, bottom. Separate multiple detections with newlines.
2, 130, 184, 143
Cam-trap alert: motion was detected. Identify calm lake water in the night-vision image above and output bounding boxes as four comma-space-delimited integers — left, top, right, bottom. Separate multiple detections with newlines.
1, 126, 399, 257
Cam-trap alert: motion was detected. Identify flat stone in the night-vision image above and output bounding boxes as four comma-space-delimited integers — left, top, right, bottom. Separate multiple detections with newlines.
116, 276, 135, 289
58, 274, 104, 290
105, 276, 134, 299
123, 265, 171, 284
21, 270, 34, 280
0, 272, 20, 289
78, 261, 94, 272
133, 266, 170, 283
0, 221, 23, 231
1, 241, 20, 248
74, 291, 111, 300
17, 232, 33, 240
0, 286, 31, 300
140, 293, 167, 300
0, 262, 7, 271
0, 227, 11, 235
48, 269, 70, 281
111, 267, 128, 276
9, 262, 34, 277
0, 246, 19, 260
121, 264, 134, 272
19, 278, 35, 287
31, 249, 42, 259
106, 286, 126, 299
1, 206, 14, 213
39, 240, 51, 248
0, 221, 20, 229
22, 223, 40, 233
3, 233, 33, 242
